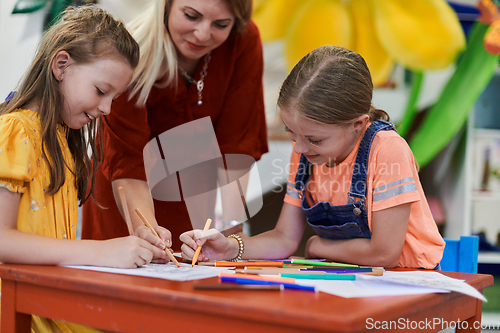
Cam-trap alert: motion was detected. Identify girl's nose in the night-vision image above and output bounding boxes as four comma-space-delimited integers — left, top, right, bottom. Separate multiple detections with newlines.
293, 138, 310, 155
98, 102, 111, 116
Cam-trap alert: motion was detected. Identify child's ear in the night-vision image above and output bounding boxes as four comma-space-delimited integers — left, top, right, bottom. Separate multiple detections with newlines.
51, 51, 71, 81
353, 114, 370, 131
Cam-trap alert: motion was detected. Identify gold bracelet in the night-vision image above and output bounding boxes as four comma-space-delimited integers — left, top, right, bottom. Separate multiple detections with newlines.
227, 234, 244, 262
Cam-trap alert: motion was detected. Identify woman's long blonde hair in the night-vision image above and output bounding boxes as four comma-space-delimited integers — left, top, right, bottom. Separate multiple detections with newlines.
128, 0, 252, 107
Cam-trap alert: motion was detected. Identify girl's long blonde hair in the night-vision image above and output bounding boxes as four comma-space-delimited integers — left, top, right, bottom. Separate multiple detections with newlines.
1, 6, 140, 205
128, 0, 253, 107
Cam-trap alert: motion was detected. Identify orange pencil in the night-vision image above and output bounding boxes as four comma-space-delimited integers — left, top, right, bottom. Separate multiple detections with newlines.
135, 208, 180, 267
117, 187, 134, 236
192, 218, 212, 266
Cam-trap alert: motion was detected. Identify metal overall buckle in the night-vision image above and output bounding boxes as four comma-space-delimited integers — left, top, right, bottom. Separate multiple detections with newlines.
348, 194, 365, 216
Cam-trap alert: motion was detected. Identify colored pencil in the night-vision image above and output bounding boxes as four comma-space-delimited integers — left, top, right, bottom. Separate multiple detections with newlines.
135, 208, 180, 267
194, 284, 281, 290
291, 259, 358, 267
192, 218, 212, 266
302, 268, 384, 275
117, 187, 134, 236
198, 261, 285, 267
306, 266, 371, 271
283, 265, 316, 268
236, 269, 383, 276
220, 272, 296, 283
235, 268, 304, 275
302, 268, 373, 273
280, 273, 356, 280
219, 276, 316, 292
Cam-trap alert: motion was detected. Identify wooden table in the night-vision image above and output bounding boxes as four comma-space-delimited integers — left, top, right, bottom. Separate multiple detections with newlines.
0, 264, 493, 333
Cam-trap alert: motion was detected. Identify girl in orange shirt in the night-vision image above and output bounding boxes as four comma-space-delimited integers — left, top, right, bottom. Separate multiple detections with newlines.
180, 45, 445, 269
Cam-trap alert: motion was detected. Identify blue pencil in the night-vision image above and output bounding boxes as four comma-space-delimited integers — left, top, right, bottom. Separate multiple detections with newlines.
220, 276, 316, 292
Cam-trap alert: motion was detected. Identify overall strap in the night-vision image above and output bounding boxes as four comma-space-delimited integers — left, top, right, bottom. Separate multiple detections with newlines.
348, 119, 396, 202
294, 153, 311, 198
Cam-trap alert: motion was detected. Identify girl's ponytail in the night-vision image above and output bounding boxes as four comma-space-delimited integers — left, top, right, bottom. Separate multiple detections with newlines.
368, 105, 390, 122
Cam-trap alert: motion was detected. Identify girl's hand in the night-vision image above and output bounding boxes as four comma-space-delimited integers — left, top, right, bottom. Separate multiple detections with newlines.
180, 229, 230, 261
134, 225, 171, 262
98, 236, 155, 268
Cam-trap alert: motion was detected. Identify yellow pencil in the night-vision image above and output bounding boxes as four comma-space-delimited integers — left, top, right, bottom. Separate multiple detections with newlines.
117, 187, 134, 236
192, 218, 212, 267
135, 208, 180, 268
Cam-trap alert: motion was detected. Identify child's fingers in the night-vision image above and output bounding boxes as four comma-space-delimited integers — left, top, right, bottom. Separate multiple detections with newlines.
151, 258, 171, 264
156, 226, 172, 248
179, 230, 198, 249
151, 245, 169, 260
137, 225, 166, 250
194, 228, 223, 246
180, 242, 196, 260
198, 251, 208, 262
137, 237, 161, 262
136, 248, 153, 267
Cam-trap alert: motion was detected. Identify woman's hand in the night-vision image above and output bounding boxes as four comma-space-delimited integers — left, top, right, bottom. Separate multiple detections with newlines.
135, 225, 171, 263
180, 229, 233, 261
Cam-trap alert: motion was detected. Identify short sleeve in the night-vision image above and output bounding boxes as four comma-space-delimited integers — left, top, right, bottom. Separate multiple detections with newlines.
214, 22, 269, 161
370, 133, 420, 212
283, 145, 302, 207
100, 93, 151, 181
0, 114, 35, 193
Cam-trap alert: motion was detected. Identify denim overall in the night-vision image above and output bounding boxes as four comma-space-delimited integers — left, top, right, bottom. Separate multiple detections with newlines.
294, 119, 396, 240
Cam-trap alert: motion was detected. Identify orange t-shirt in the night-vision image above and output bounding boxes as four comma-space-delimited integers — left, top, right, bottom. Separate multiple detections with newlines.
284, 128, 445, 269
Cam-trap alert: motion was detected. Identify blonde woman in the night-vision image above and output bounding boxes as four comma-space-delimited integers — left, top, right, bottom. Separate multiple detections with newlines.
82, 0, 268, 252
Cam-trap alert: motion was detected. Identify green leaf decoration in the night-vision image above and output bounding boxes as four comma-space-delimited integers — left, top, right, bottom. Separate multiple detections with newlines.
43, 0, 72, 31
42, 0, 97, 30
396, 70, 424, 138
408, 21, 499, 167
12, 0, 46, 14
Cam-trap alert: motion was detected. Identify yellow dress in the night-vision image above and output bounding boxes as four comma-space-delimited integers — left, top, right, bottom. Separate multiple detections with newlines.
0, 109, 104, 333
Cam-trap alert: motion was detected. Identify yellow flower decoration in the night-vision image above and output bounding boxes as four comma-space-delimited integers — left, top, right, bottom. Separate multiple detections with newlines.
253, 0, 466, 86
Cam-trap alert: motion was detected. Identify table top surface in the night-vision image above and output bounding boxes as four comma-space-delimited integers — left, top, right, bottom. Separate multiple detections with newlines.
0, 264, 494, 332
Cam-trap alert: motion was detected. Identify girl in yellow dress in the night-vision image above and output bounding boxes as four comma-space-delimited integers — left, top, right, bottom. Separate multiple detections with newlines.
0, 6, 168, 332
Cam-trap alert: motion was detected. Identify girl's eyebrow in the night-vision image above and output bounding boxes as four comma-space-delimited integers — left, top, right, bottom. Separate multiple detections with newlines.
283, 121, 321, 138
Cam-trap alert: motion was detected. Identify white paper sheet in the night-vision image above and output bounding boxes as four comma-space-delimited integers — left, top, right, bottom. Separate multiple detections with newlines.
292, 271, 486, 301
66, 262, 232, 281
374, 271, 487, 301
293, 276, 449, 298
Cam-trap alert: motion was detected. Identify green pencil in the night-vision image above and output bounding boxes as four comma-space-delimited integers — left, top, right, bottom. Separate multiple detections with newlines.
291, 259, 358, 267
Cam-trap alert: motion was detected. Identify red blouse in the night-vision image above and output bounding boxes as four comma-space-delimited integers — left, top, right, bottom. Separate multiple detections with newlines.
81, 22, 268, 250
